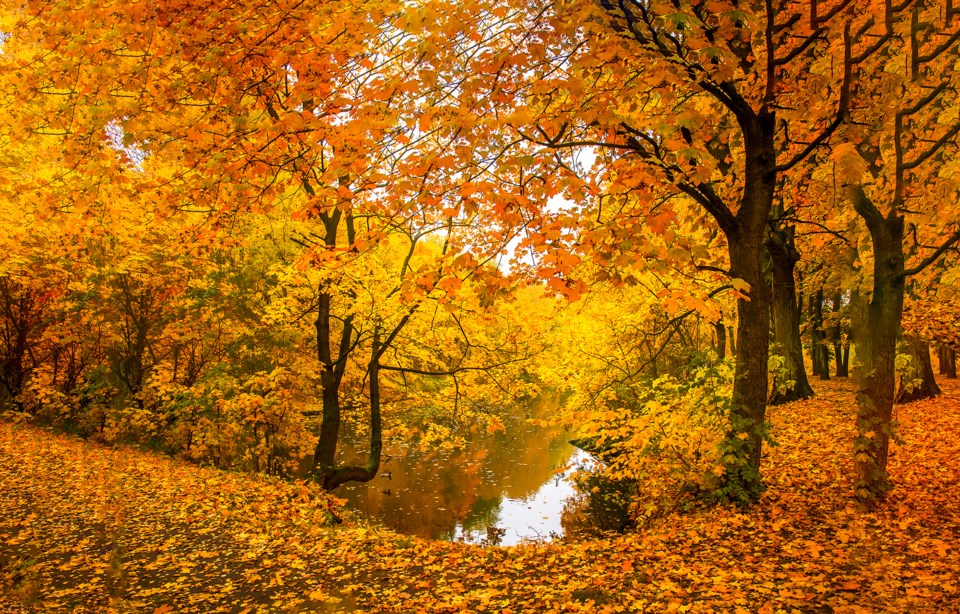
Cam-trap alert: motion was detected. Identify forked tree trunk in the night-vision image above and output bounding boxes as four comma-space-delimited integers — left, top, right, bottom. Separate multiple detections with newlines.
851, 187, 905, 505
896, 336, 941, 403
308, 210, 380, 491
318, 333, 384, 491
767, 226, 814, 405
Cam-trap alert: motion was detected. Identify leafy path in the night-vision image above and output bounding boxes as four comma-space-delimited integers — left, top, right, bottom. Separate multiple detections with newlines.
1, 380, 959, 613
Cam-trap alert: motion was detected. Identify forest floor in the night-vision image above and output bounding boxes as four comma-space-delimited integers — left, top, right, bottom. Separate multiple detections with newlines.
1, 379, 959, 613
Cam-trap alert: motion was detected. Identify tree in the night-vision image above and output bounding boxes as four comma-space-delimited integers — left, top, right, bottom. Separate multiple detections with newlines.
424, 0, 894, 501
836, 0, 960, 504
896, 335, 941, 403
1, 0, 550, 489
767, 223, 815, 404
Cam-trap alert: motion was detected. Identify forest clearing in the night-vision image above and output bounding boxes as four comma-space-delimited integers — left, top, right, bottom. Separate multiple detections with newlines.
2, 380, 959, 613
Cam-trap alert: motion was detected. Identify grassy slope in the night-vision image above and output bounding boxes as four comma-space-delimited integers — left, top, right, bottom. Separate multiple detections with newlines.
1, 380, 959, 613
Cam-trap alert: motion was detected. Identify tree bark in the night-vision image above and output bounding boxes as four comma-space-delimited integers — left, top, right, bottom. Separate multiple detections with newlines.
831, 292, 850, 377
938, 344, 957, 379
851, 187, 905, 505
309, 210, 366, 490
944, 345, 957, 379
714, 320, 727, 360
896, 336, 941, 403
717, 113, 776, 502
767, 225, 815, 405
811, 289, 830, 380
809, 294, 822, 378
319, 332, 383, 491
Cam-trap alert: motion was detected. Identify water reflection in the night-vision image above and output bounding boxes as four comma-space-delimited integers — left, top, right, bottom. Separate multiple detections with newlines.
333, 405, 593, 545
451, 449, 592, 545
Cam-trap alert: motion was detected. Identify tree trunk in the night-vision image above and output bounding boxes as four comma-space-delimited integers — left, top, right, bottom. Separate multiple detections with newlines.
312, 292, 342, 472
851, 187, 905, 505
831, 292, 850, 377
809, 294, 821, 378
896, 336, 941, 403
938, 344, 957, 378
944, 346, 957, 379
309, 210, 365, 490
319, 332, 383, 491
728, 326, 737, 357
714, 320, 727, 360
717, 113, 776, 503
812, 289, 830, 380
767, 225, 814, 405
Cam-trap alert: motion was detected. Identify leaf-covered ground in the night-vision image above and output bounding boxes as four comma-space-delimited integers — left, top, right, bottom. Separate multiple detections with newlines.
1, 380, 959, 613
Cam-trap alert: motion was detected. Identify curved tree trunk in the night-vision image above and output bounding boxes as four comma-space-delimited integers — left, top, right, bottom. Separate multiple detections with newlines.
319, 332, 383, 491
896, 336, 941, 403
767, 225, 815, 405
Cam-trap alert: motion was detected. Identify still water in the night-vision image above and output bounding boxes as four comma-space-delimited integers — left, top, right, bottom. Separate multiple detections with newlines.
334, 411, 594, 546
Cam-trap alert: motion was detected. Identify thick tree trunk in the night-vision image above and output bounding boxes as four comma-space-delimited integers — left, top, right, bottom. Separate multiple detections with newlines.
309, 210, 367, 490
718, 114, 776, 502
725, 235, 771, 500
767, 226, 814, 405
896, 336, 941, 403
851, 187, 905, 505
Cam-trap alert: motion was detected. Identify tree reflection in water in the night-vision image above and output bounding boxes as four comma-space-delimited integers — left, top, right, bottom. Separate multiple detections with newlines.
332, 403, 602, 545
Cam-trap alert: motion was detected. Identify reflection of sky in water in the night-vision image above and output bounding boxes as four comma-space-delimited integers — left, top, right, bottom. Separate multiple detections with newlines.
452, 449, 593, 546
335, 405, 600, 544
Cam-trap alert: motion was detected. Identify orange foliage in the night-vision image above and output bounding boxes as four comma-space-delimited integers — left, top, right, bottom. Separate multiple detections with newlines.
3, 381, 960, 612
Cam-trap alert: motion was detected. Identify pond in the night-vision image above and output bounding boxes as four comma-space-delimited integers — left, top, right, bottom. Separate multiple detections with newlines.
331, 400, 600, 546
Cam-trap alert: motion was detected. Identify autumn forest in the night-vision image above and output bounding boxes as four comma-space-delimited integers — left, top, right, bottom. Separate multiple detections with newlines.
1, 0, 960, 611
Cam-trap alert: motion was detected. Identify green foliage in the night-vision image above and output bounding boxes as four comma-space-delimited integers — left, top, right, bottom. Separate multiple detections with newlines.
710, 414, 774, 506
768, 346, 796, 396
895, 345, 923, 395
